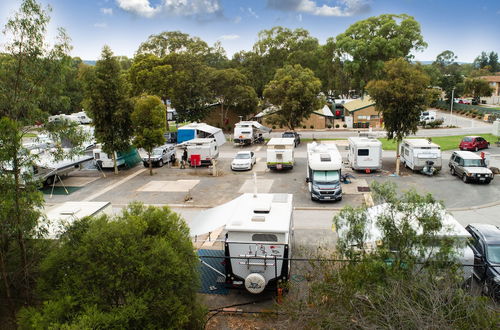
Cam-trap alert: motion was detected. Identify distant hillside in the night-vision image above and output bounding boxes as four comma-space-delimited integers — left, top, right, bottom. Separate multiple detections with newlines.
83, 60, 96, 66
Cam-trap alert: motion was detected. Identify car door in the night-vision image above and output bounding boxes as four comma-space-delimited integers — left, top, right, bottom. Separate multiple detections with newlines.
251, 151, 256, 164
162, 149, 167, 162
456, 156, 464, 176
472, 235, 487, 280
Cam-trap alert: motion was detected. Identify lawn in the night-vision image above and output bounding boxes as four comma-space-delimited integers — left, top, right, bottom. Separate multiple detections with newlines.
378, 133, 498, 151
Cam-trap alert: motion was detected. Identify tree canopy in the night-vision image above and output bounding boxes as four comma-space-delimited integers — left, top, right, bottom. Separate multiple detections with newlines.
263, 64, 322, 130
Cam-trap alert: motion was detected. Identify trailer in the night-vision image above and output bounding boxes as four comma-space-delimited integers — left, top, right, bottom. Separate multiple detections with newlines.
179, 138, 219, 166
306, 142, 343, 201
347, 137, 382, 171
266, 138, 295, 170
92, 146, 141, 169
190, 193, 294, 294
177, 122, 226, 146
233, 121, 271, 146
400, 139, 442, 171
34, 149, 94, 186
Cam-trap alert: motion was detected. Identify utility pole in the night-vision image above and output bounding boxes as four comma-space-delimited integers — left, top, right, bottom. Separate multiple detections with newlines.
450, 87, 455, 125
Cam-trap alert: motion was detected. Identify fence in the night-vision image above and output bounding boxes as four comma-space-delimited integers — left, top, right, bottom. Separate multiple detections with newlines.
435, 100, 500, 116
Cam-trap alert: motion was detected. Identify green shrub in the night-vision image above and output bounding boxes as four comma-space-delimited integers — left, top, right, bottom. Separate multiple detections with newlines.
302, 125, 307, 129
335, 124, 340, 128
272, 125, 276, 129
310, 125, 314, 129
343, 124, 347, 128
327, 125, 332, 129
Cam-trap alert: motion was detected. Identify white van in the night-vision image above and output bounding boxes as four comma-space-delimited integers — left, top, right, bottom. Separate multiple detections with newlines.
266, 138, 295, 170
400, 139, 442, 171
347, 137, 382, 171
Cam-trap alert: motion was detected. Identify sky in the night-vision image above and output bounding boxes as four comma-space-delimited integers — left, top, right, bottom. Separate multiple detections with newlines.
1, 0, 499, 62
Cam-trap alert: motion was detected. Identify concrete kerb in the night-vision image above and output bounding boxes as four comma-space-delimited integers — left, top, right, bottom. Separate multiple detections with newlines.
448, 198, 500, 212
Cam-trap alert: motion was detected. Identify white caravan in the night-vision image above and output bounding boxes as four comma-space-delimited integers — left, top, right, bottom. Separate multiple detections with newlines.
347, 137, 382, 171
48, 114, 81, 124
33, 148, 94, 185
266, 138, 295, 170
420, 110, 437, 123
71, 111, 92, 124
306, 142, 343, 201
92, 147, 141, 169
400, 139, 442, 171
180, 138, 219, 166
233, 121, 271, 146
177, 122, 226, 147
189, 193, 293, 294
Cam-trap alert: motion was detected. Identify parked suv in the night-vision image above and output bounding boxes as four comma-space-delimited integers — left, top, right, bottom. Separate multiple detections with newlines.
459, 136, 489, 151
142, 144, 176, 168
282, 131, 300, 147
448, 151, 493, 184
465, 223, 500, 300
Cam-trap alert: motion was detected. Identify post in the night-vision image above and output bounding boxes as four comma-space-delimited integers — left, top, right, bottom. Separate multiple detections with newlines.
450, 87, 455, 125
395, 139, 401, 176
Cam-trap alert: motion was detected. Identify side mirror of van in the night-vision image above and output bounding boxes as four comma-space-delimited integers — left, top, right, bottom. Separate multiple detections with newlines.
305, 178, 310, 183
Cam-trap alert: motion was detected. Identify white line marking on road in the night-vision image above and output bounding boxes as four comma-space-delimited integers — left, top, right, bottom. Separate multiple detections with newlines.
255, 146, 262, 152
83, 167, 147, 201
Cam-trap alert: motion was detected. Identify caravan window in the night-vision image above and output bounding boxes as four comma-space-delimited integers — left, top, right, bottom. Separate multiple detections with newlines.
357, 149, 369, 156
252, 234, 278, 242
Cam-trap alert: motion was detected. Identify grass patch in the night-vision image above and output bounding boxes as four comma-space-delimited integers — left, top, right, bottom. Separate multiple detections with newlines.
378, 134, 498, 151
24, 133, 38, 138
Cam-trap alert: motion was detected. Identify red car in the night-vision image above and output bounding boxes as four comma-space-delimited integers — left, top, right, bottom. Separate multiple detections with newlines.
459, 136, 489, 151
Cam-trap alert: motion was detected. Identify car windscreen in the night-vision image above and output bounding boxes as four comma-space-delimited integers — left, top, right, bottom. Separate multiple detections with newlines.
463, 159, 485, 167
235, 153, 250, 159
487, 245, 500, 264
313, 170, 339, 183
462, 137, 473, 142
152, 149, 163, 156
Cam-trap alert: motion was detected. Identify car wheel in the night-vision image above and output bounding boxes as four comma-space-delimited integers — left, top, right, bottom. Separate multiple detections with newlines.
462, 174, 468, 183
159, 160, 163, 167
450, 167, 455, 176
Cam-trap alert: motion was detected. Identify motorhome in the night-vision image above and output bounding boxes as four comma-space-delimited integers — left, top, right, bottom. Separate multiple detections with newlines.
189, 193, 294, 294
266, 138, 295, 170
347, 137, 382, 172
177, 122, 226, 146
180, 138, 219, 166
336, 203, 475, 280
306, 142, 343, 201
400, 139, 442, 171
92, 146, 141, 169
233, 121, 271, 146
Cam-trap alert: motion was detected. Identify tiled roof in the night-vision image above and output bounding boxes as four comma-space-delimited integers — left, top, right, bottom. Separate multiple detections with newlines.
343, 96, 376, 112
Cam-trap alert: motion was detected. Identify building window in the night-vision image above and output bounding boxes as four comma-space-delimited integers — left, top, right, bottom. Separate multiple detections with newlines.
370, 115, 379, 120
357, 115, 370, 120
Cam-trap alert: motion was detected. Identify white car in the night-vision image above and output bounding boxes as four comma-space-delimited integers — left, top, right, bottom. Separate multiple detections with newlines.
231, 151, 256, 171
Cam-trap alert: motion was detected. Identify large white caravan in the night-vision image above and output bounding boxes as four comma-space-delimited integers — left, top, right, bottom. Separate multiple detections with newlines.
177, 122, 226, 147
33, 149, 94, 185
92, 147, 141, 169
306, 142, 343, 201
266, 138, 295, 170
190, 193, 294, 294
400, 139, 442, 171
233, 121, 271, 146
180, 138, 219, 166
347, 137, 382, 171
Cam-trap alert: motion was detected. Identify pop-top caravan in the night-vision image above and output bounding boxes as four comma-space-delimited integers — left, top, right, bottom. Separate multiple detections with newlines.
190, 193, 294, 294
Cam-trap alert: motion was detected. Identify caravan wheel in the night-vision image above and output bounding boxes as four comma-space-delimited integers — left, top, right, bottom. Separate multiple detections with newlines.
45, 176, 55, 186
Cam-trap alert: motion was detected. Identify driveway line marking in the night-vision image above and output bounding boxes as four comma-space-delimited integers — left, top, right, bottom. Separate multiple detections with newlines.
83, 167, 147, 201
255, 146, 262, 152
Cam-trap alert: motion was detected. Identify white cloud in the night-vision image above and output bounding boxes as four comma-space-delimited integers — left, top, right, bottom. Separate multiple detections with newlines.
247, 7, 259, 19
233, 15, 242, 23
94, 22, 108, 28
116, 0, 222, 18
101, 7, 113, 15
297, 13, 302, 21
267, 0, 370, 17
219, 34, 240, 40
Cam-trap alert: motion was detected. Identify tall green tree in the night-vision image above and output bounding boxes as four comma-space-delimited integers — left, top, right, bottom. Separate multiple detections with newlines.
473, 51, 499, 72
263, 64, 322, 130
209, 68, 258, 127
366, 58, 430, 175
83, 46, 133, 174
335, 14, 427, 91
0, 0, 72, 323
463, 78, 493, 102
18, 203, 205, 329
432, 50, 464, 100
132, 95, 166, 176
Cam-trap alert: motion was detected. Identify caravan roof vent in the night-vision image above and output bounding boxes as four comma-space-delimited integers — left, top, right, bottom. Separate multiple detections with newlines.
59, 208, 81, 216
320, 153, 331, 162
251, 215, 266, 222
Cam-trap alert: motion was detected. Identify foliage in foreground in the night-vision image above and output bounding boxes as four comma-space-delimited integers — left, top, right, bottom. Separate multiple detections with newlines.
18, 203, 204, 329
274, 182, 499, 329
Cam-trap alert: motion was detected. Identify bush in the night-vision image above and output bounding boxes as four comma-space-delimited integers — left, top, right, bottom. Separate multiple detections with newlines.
427, 119, 444, 128
335, 124, 340, 128
327, 125, 332, 129
272, 125, 276, 129
18, 203, 205, 329
343, 124, 347, 128
302, 125, 306, 129
310, 125, 314, 129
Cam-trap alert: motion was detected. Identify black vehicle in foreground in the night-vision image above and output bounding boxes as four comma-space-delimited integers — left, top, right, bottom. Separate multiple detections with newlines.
465, 223, 500, 300
282, 131, 300, 147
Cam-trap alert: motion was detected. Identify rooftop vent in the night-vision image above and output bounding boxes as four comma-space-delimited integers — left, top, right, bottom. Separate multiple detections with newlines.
320, 154, 331, 162
251, 216, 266, 222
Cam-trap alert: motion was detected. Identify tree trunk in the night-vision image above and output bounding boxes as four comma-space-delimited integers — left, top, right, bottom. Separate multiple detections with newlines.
112, 151, 118, 175
0, 250, 15, 320
148, 152, 153, 176
220, 102, 225, 128
395, 139, 401, 176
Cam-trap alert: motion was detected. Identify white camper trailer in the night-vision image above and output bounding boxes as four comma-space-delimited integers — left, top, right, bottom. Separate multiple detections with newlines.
233, 121, 271, 146
177, 122, 226, 147
181, 138, 219, 166
400, 139, 442, 171
306, 142, 343, 201
347, 137, 382, 171
266, 138, 295, 170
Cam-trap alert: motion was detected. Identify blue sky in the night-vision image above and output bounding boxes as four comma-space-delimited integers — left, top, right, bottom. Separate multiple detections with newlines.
1, 0, 499, 62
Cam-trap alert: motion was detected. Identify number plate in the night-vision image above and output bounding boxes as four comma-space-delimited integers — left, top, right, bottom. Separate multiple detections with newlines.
277, 164, 282, 170
479, 177, 485, 181
323, 196, 331, 200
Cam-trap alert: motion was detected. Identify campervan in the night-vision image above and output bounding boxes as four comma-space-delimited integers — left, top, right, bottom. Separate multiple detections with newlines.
400, 139, 442, 171
233, 121, 271, 146
266, 138, 295, 170
177, 122, 226, 146
181, 138, 219, 166
306, 142, 343, 201
92, 147, 141, 169
347, 137, 382, 171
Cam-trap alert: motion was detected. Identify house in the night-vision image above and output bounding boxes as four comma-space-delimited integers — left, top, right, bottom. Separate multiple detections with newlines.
343, 96, 382, 129
479, 75, 500, 105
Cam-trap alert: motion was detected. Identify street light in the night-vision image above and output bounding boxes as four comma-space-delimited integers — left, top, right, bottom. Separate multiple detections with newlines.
450, 87, 455, 125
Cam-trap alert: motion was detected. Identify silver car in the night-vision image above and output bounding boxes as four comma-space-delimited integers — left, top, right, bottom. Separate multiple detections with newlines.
142, 144, 176, 168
